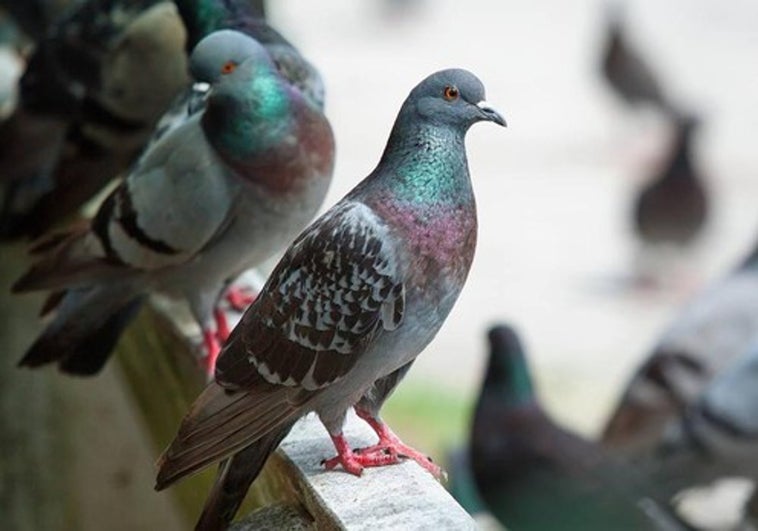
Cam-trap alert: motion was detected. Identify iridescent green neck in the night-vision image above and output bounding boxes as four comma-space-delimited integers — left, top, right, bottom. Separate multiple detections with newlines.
485, 351, 535, 407
204, 66, 292, 161
379, 122, 471, 208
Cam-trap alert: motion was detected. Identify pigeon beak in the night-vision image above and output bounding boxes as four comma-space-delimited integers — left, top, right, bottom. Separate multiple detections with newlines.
476, 101, 507, 127
193, 81, 211, 94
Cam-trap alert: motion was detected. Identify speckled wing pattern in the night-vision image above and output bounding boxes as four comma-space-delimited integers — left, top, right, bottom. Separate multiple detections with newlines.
216, 201, 406, 391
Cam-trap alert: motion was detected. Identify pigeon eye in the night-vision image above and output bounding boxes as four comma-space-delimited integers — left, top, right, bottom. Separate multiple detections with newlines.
221, 61, 237, 74
443, 85, 459, 101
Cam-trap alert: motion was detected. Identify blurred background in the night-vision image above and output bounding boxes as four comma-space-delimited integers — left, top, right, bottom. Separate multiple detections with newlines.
1, 0, 758, 529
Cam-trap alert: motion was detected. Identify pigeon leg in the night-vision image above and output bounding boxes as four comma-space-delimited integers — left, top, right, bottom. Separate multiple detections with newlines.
201, 328, 221, 377
213, 307, 231, 341
224, 285, 258, 312
321, 433, 399, 476
354, 407, 444, 479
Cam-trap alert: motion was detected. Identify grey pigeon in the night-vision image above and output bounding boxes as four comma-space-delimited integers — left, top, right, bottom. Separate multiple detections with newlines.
634, 114, 708, 248
648, 343, 758, 528
661, 342, 758, 470
0, 0, 324, 239
603, 241, 758, 454
174, 0, 324, 107
12, 30, 335, 376
470, 324, 689, 531
147, 0, 325, 157
155, 68, 505, 531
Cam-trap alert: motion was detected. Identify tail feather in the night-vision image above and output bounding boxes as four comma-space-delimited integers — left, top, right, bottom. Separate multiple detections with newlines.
155, 380, 307, 491
19, 287, 143, 376
195, 423, 295, 531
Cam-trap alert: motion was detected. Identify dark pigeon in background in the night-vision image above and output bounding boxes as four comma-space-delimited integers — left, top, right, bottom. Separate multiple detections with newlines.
634, 114, 708, 249
155, 68, 505, 531
0, 0, 82, 43
600, 5, 672, 113
0, 0, 188, 238
470, 324, 689, 531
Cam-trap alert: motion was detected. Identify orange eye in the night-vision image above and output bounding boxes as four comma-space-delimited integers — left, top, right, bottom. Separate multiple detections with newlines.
221, 61, 237, 74
443, 85, 459, 101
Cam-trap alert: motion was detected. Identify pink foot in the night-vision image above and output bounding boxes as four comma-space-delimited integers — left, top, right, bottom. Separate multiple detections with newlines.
224, 285, 258, 312
201, 329, 221, 377
355, 409, 445, 480
322, 434, 399, 476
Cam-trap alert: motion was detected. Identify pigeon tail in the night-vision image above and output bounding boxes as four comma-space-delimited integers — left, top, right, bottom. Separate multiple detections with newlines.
195, 422, 294, 531
18, 287, 144, 376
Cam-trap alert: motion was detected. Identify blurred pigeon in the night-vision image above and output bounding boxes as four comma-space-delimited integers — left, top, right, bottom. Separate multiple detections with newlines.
600, 6, 670, 111
0, 0, 82, 43
0, 0, 325, 239
634, 115, 708, 248
603, 242, 758, 454
0, 0, 188, 238
647, 344, 758, 529
174, 0, 324, 109
470, 324, 689, 531
12, 30, 335, 376
660, 341, 758, 466
155, 69, 505, 531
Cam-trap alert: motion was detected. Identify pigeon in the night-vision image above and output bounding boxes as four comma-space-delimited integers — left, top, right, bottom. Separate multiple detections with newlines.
155, 68, 505, 531
647, 344, 758, 529
0, 0, 325, 239
603, 240, 758, 454
12, 30, 335, 376
0, 0, 189, 238
658, 341, 758, 472
600, 6, 671, 111
470, 324, 689, 531
174, 0, 325, 109
634, 114, 708, 248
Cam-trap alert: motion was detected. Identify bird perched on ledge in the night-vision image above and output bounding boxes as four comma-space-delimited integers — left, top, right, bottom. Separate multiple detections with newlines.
12, 30, 335, 376
156, 68, 505, 531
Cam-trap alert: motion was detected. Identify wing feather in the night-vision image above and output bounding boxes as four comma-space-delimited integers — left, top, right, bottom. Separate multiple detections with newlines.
216, 201, 405, 391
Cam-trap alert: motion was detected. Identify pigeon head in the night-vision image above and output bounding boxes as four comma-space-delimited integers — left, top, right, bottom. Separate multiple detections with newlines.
404, 69, 506, 130
483, 324, 535, 405
189, 29, 274, 87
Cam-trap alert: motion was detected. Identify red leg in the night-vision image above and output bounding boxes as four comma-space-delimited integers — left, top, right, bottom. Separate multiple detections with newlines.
321, 433, 399, 476
355, 408, 445, 480
201, 328, 221, 377
225, 285, 258, 312
213, 307, 231, 342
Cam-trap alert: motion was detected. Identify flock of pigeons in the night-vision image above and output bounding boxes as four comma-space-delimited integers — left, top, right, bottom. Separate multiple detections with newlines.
0, 2, 753, 531
450, 11, 758, 531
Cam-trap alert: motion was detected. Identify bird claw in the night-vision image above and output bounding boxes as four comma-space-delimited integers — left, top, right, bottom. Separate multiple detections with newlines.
321, 448, 399, 476
323, 433, 400, 476
357, 440, 445, 480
